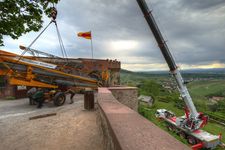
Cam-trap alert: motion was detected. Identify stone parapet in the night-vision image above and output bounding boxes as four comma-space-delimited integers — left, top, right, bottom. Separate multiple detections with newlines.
108, 87, 138, 111
97, 87, 190, 150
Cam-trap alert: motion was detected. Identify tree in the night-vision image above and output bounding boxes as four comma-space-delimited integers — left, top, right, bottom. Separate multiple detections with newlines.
0, 0, 60, 46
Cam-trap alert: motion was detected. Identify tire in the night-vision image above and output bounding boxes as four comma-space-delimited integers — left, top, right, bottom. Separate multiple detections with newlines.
179, 131, 187, 139
187, 136, 197, 145
167, 124, 175, 132
53, 92, 66, 106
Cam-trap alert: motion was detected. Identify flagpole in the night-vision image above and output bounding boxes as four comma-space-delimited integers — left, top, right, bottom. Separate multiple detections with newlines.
90, 31, 94, 70
91, 36, 94, 59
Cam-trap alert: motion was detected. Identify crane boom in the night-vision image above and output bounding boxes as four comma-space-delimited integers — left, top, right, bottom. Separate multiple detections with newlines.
137, 0, 176, 71
136, 0, 205, 130
19, 45, 61, 58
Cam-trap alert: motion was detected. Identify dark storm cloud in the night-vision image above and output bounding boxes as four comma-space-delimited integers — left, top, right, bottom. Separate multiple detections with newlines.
56, 0, 225, 67
1, 0, 225, 70
55, 0, 168, 64
144, 0, 225, 66
58, 0, 149, 40
180, 0, 225, 10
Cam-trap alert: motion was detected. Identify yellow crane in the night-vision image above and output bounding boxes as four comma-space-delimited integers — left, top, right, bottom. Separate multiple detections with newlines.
0, 6, 102, 106
0, 49, 100, 106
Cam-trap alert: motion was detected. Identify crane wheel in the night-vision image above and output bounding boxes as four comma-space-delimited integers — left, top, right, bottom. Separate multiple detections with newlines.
167, 124, 175, 132
187, 136, 197, 145
179, 131, 187, 139
53, 92, 66, 106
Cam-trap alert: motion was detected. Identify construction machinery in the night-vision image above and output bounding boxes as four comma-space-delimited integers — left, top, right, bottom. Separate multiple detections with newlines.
0, 49, 100, 105
0, 6, 103, 106
136, 0, 222, 149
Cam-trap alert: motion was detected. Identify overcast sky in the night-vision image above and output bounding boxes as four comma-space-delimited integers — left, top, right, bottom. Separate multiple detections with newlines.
1, 0, 225, 71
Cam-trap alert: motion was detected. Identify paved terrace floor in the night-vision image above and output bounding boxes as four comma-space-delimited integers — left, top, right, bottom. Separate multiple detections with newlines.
0, 94, 103, 150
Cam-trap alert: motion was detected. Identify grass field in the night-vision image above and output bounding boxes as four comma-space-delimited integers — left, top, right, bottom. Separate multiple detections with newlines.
188, 80, 225, 114
121, 70, 225, 149
188, 80, 225, 99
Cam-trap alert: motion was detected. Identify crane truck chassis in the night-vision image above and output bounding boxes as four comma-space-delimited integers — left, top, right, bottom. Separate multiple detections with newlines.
156, 109, 221, 149
136, 0, 222, 149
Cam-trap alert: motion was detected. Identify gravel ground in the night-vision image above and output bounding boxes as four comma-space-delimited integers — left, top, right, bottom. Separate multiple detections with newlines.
0, 94, 103, 150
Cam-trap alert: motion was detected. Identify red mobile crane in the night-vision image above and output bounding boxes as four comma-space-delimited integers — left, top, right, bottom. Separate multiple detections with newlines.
136, 0, 222, 149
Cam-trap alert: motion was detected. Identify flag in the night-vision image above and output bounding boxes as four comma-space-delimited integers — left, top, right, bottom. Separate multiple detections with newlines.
77, 31, 92, 39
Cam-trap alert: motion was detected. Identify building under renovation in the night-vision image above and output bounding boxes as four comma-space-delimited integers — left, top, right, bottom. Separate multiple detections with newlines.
0, 57, 121, 99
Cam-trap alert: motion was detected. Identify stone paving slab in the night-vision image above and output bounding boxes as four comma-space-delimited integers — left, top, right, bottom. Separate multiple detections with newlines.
0, 95, 103, 150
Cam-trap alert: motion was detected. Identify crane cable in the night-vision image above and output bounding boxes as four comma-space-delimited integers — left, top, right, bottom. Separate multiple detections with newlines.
5, 21, 53, 75
54, 21, 68, 61
51, 6, 69, 65
5, 6, 68, 75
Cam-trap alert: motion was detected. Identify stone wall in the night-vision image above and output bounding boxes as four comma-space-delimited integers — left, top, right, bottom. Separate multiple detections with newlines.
97, 106, 117, 150
97, 87, 190, 150
97, 88, 121, 150
108, 87, 138, 111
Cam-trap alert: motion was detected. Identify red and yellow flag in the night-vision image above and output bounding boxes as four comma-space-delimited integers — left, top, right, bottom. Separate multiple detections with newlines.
77, 31, 92, 39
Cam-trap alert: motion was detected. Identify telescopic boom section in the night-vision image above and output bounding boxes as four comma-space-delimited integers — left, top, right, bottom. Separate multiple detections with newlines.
136, 0, 200, 124
136, 0, 176, 71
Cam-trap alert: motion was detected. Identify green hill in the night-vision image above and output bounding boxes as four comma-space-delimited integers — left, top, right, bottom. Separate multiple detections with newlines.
120, 68, 225, 148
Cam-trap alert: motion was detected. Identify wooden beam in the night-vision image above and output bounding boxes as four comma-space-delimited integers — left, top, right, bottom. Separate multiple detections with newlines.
29, 113, 57, 120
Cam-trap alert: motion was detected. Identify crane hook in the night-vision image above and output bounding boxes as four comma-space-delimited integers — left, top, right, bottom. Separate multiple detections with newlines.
51, 7, 57, 21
